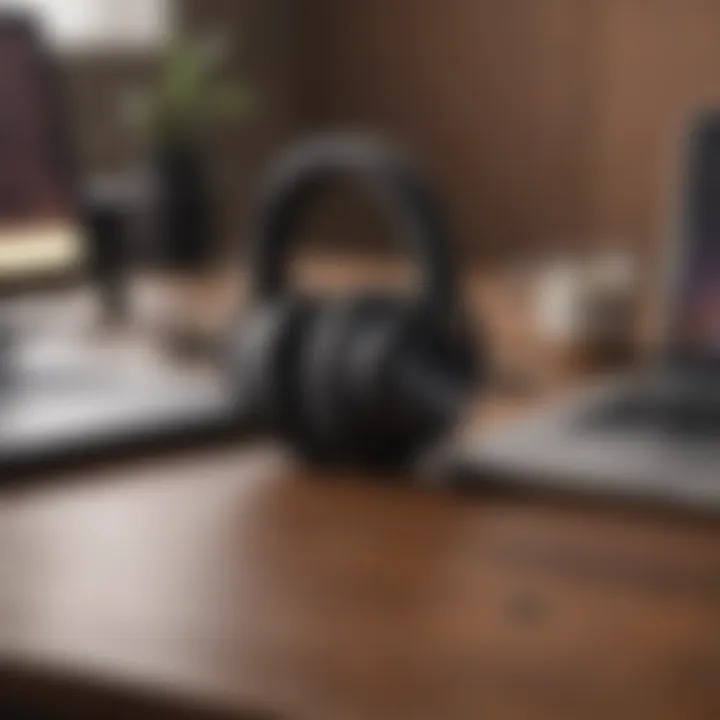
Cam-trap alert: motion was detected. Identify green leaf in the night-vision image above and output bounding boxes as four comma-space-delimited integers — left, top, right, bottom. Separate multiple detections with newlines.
206, 82, 257, 122
121, 29, 256, 142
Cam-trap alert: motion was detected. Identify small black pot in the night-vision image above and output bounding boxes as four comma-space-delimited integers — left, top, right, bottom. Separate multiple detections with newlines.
153, 142, 216, 271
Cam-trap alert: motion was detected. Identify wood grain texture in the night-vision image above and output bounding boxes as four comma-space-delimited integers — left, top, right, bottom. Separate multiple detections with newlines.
295, 0, 720, 259
297, 0, 593, 257
3, 445, 720, 719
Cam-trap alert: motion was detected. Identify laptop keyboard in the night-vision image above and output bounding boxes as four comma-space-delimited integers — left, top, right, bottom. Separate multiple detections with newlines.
582, 378, 720, 438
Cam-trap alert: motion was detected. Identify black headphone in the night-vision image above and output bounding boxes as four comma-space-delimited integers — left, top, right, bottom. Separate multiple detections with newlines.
230, 133, 482, 468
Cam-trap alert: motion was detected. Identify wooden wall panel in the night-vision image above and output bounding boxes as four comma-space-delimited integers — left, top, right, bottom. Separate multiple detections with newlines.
298, 0, 594, 256
295, 0, 720, 259
64, 1, 720, 259
591, 0, 720, 250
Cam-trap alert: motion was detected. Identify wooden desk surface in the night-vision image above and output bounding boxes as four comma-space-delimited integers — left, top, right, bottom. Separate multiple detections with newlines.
3, 444, 720, 719
2, 260, 720, 719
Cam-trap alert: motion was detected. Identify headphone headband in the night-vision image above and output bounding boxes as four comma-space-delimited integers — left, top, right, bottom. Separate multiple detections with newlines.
249, 133, 458, 315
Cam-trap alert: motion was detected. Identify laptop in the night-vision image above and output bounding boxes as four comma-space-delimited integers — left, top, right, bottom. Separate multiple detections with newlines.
458, 112, 720, 512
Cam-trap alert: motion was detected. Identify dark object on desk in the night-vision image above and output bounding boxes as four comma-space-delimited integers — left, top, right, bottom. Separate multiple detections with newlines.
83, 176, 134, 325
459, 111, 720, 512
230, 133, 482, 468
153, 143, 216, 271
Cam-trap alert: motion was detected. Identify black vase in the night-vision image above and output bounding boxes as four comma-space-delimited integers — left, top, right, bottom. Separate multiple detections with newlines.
153, 143, 216, 272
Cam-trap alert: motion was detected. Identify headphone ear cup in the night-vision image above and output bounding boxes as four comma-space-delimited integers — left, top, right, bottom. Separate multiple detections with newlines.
342, 298, 420, 464
300, 298, 365, 461
301, 295, 405, 463
364, 304, 481, 458
342, 298, 479, 467
230, 297, 316, 438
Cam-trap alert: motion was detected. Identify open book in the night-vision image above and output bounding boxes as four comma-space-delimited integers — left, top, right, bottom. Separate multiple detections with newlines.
0, 222, 84, 281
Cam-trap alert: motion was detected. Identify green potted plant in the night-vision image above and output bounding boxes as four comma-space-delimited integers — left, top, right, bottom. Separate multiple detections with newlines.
124, 30, 254, 269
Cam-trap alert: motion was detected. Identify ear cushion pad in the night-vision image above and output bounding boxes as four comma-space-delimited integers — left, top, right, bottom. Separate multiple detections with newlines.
230, 296, 317, 439
366, 304, 481, 451
341, 298, 430, 464
299, 298, 360, 460
302, 295, 481, 466
300, 295, 404, 462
